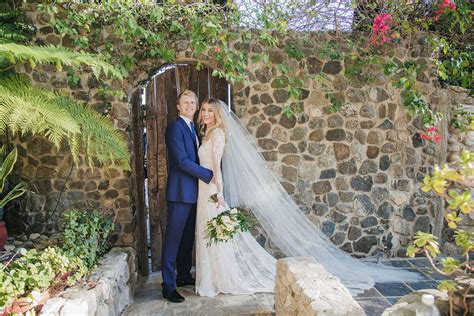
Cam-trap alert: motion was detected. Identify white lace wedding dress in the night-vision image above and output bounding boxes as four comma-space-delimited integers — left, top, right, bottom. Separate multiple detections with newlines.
195, 128, 276, 297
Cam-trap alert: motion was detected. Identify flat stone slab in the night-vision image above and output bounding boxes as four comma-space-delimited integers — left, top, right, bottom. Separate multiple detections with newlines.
121, 273, 275, 316
275, 257, 365, 315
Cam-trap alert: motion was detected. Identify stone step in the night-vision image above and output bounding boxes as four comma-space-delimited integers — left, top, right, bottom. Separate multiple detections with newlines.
121, 284, 275, 316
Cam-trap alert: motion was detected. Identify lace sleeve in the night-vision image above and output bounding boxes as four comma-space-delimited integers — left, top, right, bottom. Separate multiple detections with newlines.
211, 128, 226, 197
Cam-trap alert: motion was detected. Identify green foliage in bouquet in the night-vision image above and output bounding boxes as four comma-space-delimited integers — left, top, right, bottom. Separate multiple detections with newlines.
407, 149, 473, 315
205, 194, 255, 246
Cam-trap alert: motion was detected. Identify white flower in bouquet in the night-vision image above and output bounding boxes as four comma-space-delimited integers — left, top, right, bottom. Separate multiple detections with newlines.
221, 215, 236, 231
216, 226, 229, 241
206, 194, 255, 246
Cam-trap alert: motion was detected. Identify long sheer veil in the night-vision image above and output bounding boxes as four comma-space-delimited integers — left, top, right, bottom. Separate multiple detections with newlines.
217, 100, 421, 294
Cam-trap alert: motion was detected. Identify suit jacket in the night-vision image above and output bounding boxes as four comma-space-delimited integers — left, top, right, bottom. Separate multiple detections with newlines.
165, 117, 213, 203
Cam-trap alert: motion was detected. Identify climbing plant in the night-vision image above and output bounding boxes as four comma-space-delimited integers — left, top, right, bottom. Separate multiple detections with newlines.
38, 0, 472, 131
407, 148, 474, 315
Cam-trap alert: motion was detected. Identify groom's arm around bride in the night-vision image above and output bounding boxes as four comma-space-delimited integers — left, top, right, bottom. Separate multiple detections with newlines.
166, 121, 213, 201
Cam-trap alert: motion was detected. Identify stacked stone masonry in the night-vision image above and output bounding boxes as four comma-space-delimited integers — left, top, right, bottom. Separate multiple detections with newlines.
275, 257, 365, 315
40, 247, 136, 316
13, 5, 473, 256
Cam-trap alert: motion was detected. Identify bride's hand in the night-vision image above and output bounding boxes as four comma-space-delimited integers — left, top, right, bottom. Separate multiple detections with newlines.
216, 194, 225, 208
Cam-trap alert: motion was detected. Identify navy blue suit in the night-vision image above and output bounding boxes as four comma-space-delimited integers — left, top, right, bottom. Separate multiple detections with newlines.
162, 117, 213, 290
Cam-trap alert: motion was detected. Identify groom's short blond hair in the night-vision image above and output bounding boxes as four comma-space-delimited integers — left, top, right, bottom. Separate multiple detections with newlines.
177, 89, 198, 106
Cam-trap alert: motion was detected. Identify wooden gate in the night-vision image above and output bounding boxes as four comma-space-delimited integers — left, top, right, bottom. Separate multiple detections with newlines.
132, 63, 231, 275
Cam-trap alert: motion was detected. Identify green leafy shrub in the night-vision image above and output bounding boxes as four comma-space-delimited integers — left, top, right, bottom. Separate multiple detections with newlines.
0, 209, 114, 311
0, 247, 87, 310
407, 149, 473, 314
61, 209, 115, 269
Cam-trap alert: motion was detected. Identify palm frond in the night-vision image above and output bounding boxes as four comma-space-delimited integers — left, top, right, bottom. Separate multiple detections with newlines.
0, 43, 123, 79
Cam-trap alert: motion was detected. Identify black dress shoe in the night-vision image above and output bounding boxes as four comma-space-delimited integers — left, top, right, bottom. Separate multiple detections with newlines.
176, 278, 195, 287
162, 288, 185, 303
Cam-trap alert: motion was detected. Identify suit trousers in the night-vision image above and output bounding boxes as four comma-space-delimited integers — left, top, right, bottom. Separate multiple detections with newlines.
161, 201, 196, 290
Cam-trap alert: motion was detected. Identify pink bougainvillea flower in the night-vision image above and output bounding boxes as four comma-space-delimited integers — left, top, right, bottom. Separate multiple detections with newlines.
442, 0, 456, 10
214, 46, 221, 53
421, 126, 442, 144
435, 0, 457, 20
370, 13, 394, 46
420, 133, 433, 141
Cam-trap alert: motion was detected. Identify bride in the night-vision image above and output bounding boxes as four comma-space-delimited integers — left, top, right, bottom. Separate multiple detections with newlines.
195, 98, 420, 297
195, 98, 275, 297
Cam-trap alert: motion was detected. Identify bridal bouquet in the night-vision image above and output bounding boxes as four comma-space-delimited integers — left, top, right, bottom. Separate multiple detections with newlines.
204, 194, 254, 246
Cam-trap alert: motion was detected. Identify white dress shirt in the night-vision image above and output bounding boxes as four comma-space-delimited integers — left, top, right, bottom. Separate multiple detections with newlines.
180, 115, 199, 146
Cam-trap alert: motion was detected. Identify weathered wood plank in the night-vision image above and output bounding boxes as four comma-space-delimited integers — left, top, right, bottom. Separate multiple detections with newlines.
176, 65, 190, 93
155, 75, 169, 272
146, 78, 161, 272
130, 89, 148, 276
208, 68, 217, 99
166, 68, 178, 124
198, 68, 210, 101
187, 65, 199, 100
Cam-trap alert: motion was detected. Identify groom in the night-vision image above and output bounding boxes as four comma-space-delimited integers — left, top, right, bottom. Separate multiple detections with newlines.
161, 90, 214, 303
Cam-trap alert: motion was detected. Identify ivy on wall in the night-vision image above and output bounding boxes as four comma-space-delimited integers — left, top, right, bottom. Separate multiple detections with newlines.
37, 0, 472, 130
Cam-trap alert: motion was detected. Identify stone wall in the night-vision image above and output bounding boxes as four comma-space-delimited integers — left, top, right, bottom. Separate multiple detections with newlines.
40, 247, 136, 315
8, 8, 138, 246
275, 257, 365, 315
13, 5, 472, 257
230, 33, 454, 257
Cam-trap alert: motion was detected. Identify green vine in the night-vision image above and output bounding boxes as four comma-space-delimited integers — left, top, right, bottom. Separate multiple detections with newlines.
36, 0, 473, 127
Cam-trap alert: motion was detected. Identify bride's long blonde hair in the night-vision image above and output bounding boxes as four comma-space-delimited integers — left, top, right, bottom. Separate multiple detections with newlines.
197, 97, 225, 141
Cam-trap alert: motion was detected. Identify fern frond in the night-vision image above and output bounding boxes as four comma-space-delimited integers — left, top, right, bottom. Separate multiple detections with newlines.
0, 75, 129, 169
0, 74, 79, 148
0, 74, 130, 170
60, 98, 130, 171
0, 43, 123, 79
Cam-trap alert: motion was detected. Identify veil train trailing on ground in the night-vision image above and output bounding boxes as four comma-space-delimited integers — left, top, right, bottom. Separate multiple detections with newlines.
218, 100, 421, 294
